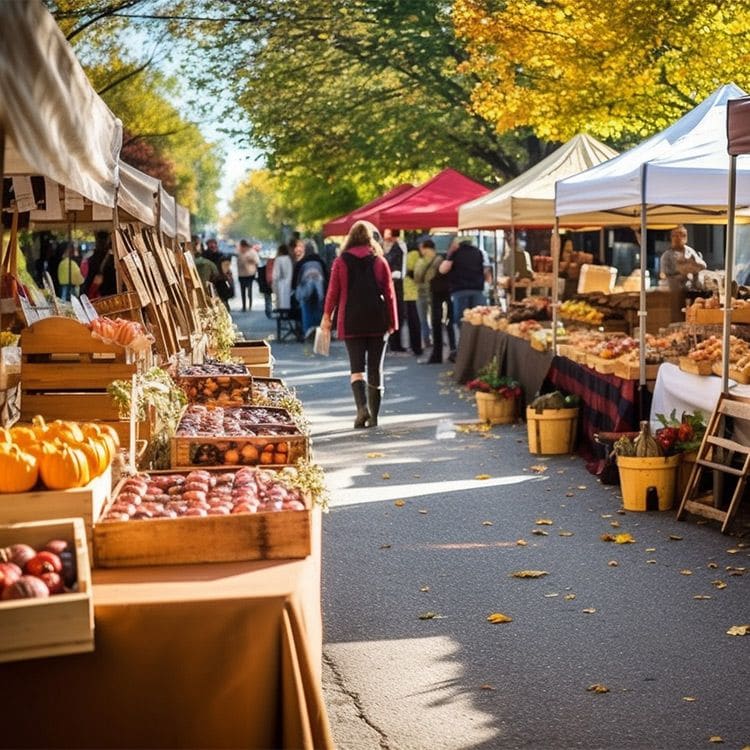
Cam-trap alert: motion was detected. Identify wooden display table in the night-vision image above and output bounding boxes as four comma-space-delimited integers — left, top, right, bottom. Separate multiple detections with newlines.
0, 512, 332, 750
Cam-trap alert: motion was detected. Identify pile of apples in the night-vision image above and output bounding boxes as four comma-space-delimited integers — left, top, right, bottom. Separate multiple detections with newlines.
0, 539, 77, 600
177, 405, 297, 437
593, 336, 638, 360
103, 468, 307, 521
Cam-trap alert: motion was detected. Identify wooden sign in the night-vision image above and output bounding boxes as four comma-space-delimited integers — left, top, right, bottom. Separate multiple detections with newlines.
145, 252, 169, 305
64, 188, 84, 212
122, 253, 151, 307
183, 251, 203, 290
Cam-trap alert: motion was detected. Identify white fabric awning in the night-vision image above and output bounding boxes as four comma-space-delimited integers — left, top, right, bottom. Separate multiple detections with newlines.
176, 204, 191, 242
459, 134, 617, 229
0, 0, 122, 207
159, 184, 176, 238
555, 83, 750, 225
118, 160, 159, 226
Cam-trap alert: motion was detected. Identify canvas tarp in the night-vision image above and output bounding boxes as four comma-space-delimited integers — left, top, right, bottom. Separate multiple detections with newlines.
322, 184, 414, 236
458, 134, 617, 229
176, 204, 191, 242
378, 168, 489, 230
555, 83, 750, 225
118, 160, 160, 226
159, 185, 177, 238
0, 0, 122, 207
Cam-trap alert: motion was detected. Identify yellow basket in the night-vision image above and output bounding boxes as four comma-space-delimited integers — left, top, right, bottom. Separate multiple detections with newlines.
526, 407, 579, 455
616, 454, 681, 511
475, 392, 516, 424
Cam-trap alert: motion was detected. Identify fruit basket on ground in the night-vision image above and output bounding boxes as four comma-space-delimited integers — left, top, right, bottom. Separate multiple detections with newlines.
526, 391, 580, 455
613, 422, 682, 512
94, 463, 327, 566
170, 404, 310, 468
466, 357, 520, 425
0, 517, 93, 663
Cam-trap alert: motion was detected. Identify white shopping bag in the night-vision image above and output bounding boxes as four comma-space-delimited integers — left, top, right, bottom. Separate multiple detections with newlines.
313, 326, 331, 356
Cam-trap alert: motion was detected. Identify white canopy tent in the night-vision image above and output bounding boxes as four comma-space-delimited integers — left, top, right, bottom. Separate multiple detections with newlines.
458, 134, 617, 230
555, 83, 750, 393
0, 0, 122, 208
176, 204, 191, 243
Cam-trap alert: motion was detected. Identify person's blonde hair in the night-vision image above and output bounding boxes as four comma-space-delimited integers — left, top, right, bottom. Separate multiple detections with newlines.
342, 221, 383, 256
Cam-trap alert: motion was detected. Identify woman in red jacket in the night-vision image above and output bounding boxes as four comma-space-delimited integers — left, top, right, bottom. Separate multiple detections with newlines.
320, 221, 397, 428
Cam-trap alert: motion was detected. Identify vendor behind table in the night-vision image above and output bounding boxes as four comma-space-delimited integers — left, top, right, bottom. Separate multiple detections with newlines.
659, 224, 707, 322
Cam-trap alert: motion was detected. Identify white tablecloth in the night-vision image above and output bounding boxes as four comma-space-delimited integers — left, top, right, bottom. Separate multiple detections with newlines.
650, 363, 750, 442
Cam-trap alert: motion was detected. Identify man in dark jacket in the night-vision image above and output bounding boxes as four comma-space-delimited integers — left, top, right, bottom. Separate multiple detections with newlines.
383, 228, 407, 352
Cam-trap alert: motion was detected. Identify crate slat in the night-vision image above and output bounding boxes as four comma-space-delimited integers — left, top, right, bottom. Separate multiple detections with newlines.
22, 362, 137, 391
230, 339, 271, 365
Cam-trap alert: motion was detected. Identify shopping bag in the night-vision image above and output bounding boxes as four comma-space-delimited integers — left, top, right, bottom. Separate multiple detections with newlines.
313, 326, 330, 356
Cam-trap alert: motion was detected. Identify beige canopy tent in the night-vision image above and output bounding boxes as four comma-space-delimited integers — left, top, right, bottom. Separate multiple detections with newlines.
458, 134, 617, 230
0, 0, 122, 208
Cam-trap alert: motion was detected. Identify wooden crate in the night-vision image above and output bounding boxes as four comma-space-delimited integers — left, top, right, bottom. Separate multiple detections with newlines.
711, 361, 750, 385
230, 339, 272, 365
247, 361, 273, 377
177, 373, 253, 406
686, 306, 750, 325
94, 469, 312, 567
679, 357, 714, 376
613, 361, 661, 380
0, 518, 94, 663
0, 467, 112, 559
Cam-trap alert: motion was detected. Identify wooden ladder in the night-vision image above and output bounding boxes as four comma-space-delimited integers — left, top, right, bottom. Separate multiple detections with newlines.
676, 393, 750, 533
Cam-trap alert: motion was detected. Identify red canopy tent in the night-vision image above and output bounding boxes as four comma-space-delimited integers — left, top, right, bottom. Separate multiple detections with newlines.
377, 168, 489, 230
322, 183, 414, 236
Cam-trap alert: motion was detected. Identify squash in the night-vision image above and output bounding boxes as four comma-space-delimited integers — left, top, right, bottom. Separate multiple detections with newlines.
31, 415, 49, 439
74, 438, 109, 478
10, 425, 38, 449
0, 427, 11, 445
0, 444, 39, 493
81, 424, 117, 462
45, 419, 85, 444
634, 421, 662, 457
89, 422, 120, 449
38, 443, 90, 490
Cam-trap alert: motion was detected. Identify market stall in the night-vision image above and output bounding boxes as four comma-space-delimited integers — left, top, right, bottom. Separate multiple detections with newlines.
322, 183, 414, 237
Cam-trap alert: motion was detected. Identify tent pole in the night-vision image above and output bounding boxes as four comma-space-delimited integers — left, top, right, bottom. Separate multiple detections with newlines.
638, 165, 648, 418
599, 228, 606, 263
722, 154, 737, 394
0, 127, 5, 270
495, 229, 501, 307
509, 224, 516, 301
552, 219, 560, 352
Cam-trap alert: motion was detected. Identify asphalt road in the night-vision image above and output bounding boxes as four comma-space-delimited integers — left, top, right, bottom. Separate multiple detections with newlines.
233, 302, 750, 750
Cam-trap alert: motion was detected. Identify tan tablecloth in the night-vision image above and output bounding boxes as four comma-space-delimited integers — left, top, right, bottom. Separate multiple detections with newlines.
0, 512, 333, 750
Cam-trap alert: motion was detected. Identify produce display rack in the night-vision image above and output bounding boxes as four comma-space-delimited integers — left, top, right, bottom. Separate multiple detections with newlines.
176, 371, 254, 406
230, 339, 272, 365
94, 468, 313, 567
19, 317, 151, 444
0, 518, 94, 663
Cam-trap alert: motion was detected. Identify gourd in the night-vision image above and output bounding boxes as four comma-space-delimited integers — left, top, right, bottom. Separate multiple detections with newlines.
0, 444, 39, 493
45, 419, 85, 445
10, 425, 37, 448
0, 427, 11, 445
530, 391, 566, 413
613, 436, 636, 457
38, 443, 90, 490
74, 437, 110, 478
634, 421, 662, 457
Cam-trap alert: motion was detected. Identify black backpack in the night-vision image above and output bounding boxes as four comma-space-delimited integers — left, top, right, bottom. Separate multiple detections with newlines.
341, 252, 389, 335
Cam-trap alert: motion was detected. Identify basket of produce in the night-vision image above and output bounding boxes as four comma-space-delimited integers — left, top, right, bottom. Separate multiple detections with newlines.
526, 392, 580, 455
176, 361, 253, 405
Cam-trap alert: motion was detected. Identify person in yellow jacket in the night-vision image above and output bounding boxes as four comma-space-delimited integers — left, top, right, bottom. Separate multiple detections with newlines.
403, 243, 423, 356
57, 243, 85, 301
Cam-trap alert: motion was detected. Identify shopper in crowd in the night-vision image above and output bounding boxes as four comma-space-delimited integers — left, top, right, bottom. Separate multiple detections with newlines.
203, 237, 222, 267
57, 242, 84, 301
191, 239, 218, 296
293, 239, 328, 338
81, 231, 112, 298
439, 237, 490, 361
272, 243, 293, 311
236, 239, 260, 312
213, 255, 235, 311
383, 228, 407, 353
403, 241, 423, 356
418, 239, 455, 364
320, 221, 397, 429
413, 239, 433, 349
257, 253, 275, 319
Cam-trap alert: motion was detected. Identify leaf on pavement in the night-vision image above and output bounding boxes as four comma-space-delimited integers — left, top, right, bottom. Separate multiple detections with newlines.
532, 529, 549, 536
544, 592, 558, 598
582, 607, 597, 614
510, 570, 549, 579
393, 499, 405, 507
726, 548, 739, 554
577, 485, 587, 490
726, 624, 750, 636
564, 593, 576, 601
587, 684, 609, 694
418, 612, 444, 620
382, 472, 391, 480
379, 543, 391, 549
366, 452, 385, 458
418, 509, 428, 514
712, 580, 728, 589
559, 530, 574, 537
610, 521, 621, 528
420, 585, 430, 592
708, 737, 723, 744
530, 464, 547, 473
707, 562, 719, 569
682, 696, 697, 702
487, 612, 513, 624
516, 539, 528, 546
475, 474, 491, 480
646, 547, 656, 552
482, 520, 494, 526
693, 595, 711, 600
536, 518, 554, 525
680, 569, 693, 576
479, 684, 495, 690
727, 566, 747, 576
668, 534, 683, 541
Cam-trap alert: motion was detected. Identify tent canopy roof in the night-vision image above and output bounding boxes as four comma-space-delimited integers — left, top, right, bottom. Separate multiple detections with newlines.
555, 83, 750, 225
458, 134, 617, 229
378, 168, 489, 231
0, 0, 121, 207
322, 184, 414, 237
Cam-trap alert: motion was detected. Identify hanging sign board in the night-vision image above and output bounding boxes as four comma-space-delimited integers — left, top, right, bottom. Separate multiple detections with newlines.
64, 187, 85, 212
145, 252, 169, 304
122, 253, 151, 306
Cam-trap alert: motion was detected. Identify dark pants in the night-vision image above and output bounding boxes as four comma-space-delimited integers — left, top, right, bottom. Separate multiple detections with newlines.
388, 279, 406, 351
345, 335, 387, 388
405, 300, 423, 355
430, 291, 456, 362
238, 276, 255, 311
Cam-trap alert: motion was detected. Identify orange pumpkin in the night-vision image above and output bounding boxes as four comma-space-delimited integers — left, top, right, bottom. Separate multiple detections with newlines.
0, 427, 11, 445
81, 424, 117, 462
10, 425, 38, 449
31, 415, 49, 440
74, 438, 109, 478
89, 422, 120, 449
46, 420, 85, 444
0, 444, 39, 493
39, 444, 90, 490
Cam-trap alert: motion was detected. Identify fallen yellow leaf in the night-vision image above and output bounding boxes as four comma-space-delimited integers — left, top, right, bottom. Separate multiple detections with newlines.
418, 612, 443, 620
532, 529, 549, 536
708, 737, 723, 744
559, 531, 574, 537
708, 562, 719, 569
582, 608, 597, 614
726, 624, 750, 636
587, 684, 609, 693
418, 509, 428, 514
608, 560, 619, 567
727, 566, 747, 576
682, 696, 697, 702
487, 612, 513, 624
481, 520, 494, 526
712, 580, 728, 589
680, 569, 693, 576
475, 474, 492, 480
510, 570, 549, 579
479, 684, 495, 690
516, 539, 528, 546
420, 585, 430, 592
613, 533, 635, 544
366, 452, 385, 458
564, 593, 576, 601
382, 472, 391, 480
668, 534, 683, 541
693, 595, 712, 600
536, 518, 554, 525
530, 464, 547, 473
394, 499, 405, 507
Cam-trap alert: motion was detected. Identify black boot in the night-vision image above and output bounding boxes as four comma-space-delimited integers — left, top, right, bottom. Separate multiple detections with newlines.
367, 384, 382, 427
351, 380, 370, 428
